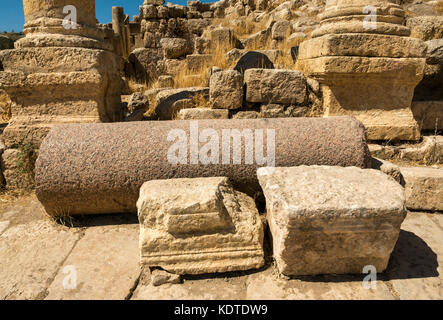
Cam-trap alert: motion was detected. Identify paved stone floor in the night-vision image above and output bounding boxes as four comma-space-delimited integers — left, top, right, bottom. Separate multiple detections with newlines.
0, 193, 441, 300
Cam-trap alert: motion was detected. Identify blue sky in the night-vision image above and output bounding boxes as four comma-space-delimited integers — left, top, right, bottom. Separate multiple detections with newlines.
1, 0, 215, 32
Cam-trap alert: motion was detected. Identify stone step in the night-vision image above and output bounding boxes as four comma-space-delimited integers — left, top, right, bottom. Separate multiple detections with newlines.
400, 166, 443, 212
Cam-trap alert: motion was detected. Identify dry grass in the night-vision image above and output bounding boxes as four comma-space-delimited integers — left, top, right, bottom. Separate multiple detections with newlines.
190, 92, 210, 109
0, 89, 12, 123
172, 42, 235, 89
435, 0, 443, 15
127, 78, 148, 94
212, 16, 270, 40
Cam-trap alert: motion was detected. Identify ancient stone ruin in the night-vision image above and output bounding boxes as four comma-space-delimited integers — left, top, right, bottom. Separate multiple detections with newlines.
297, 0, 427, 141
0, 0, 441, 300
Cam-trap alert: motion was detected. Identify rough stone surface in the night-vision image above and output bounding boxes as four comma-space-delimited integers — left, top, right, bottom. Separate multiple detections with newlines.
426, 39, 443, 65
232, 111, 261, 119
407, 16, 443, 41
157, 75, 174, 88
137, 177, 265, 275
160, 38, 190, 59
127, 92, 149, 114
400, 166, 443, 212
246, 267, 395, 300
371, 157, 404, 185
257, 166, 407, 276
0, 221, 10, 235
151, 269, 181, 286
296, 0, 426, 141
0, 0, 122, 151
35, 117, 372, 215
411, 101, 443, 131
271, 21, 292, 40
244, 69, 307, 105
186, 54, 213, 71
155, 87, 209, 120
178, 108, 229, 120
0, 220, 81, 300
1, 194, 442, 300
45, 223, 140, 300
1, 148, 35, 190
387, 212, 443, 299
209, 70, 243, 110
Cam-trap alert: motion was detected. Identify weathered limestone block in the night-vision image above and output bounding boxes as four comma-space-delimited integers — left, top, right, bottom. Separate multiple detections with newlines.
258, 166, 407, 276
298, 34, 426, 59
206, 27, 239, 52
155, 87, 209, 120
35, 117, 371, 215
160, 38, 190, 59
157, 75, 174, 88
407, 16, 443, 41
296, 0, 427, 141
232, 111, 261, 119
0, 0, 122, 151
127, 92, 149, 114
411, 39, 443, 132
137, 177, 265, 275
271, 20, 292, 41
371, 157, 404, 185
151, 269, 181, 286
0, 149, 35, 190
210, 70, 243, 110
244, 69, 307, 105
186, 54, 213, 71
141, 5, 158, 19
144, 0, 165, 5
425, 39, 443, 65
187, 19, 211, 36
411, 101, 443, 131
242, 29, 270, 49
400, 167, 443, 212
178, 108, 229, 120
260, 104, 309, 118
21, 0, 102, 42
163, 58, 186, 76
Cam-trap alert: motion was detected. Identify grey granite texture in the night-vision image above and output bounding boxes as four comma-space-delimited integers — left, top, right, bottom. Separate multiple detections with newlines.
35, 116, 371, 215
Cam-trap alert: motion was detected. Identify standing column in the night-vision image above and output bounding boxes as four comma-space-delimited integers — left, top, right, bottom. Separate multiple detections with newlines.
0, 0, 123, 189
296, 0, 427, 141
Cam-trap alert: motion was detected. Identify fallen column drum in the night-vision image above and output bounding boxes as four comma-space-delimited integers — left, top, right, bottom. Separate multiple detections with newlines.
35, 116, 372, 216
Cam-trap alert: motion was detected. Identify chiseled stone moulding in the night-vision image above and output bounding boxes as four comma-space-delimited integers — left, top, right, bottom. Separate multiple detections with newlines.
137, 177, 265, 275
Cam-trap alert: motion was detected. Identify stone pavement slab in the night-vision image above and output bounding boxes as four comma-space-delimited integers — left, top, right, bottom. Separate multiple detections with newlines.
0, 193, 441, 300
132, 273, 249, 300
385, 212, 443, 299
246, 268, 395, 300
0, 220, 82, 300
45, 222, 140, 300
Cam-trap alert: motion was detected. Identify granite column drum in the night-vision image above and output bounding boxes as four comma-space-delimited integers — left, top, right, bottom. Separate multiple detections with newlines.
0, 0, 123, 188
296, 0, 427, 141
35, 117, 372, 216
